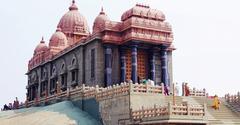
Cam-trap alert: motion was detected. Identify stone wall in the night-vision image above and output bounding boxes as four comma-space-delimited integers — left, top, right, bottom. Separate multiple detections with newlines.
27, 39, 106, 99
98, 94, 130, 125
84, 40, 104, 86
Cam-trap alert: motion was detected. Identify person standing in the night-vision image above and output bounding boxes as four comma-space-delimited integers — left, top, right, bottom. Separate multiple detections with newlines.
185, 83, 190, 96
175, 83, 180, 96
212, 95, 220, 110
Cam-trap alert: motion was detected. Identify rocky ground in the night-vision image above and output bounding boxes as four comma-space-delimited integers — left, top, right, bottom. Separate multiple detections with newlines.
0, 101, 101, 125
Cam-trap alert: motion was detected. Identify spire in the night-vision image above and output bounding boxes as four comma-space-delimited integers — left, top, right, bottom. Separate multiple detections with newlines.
40, 37, 45, 43
69, 0, 78, 11
100, 6, 105, 15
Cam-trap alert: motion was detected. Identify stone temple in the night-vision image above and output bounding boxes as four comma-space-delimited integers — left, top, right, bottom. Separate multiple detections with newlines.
27, 0, 175, 101
9, 1, 237, 125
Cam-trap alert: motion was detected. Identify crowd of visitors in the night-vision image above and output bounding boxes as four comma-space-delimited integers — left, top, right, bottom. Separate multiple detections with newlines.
1, 97, 20, 111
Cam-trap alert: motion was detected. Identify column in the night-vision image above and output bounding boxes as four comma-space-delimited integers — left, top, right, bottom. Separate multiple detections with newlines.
131, 45, 138, 83
149, 50, 156, 83
160, 45, 169, 86
120, 47, 126, 82
31, 86, 33, 101
104, 45, 112, 86
32, 86, 35, 100
29, 87, 32, 101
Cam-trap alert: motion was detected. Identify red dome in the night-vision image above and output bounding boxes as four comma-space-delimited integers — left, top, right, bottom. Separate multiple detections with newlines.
93, 8, 109, 34
121, 4, 165, 21
49, 28, 68, 48
57, 0, 90, 36
34, 37, 48, 55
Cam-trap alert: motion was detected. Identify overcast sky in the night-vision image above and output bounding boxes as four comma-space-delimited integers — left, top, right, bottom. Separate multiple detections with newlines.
0, 0, 240, 106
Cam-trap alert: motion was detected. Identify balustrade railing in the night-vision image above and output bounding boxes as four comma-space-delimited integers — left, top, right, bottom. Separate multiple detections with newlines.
189, 88, 207, 97
225, 92, 240, 103
131, 102, 206, 121
23, 82, 166, 107
182, 83, 207, 97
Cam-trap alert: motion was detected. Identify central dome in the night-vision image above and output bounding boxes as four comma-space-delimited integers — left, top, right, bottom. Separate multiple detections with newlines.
57, 0, 90, 36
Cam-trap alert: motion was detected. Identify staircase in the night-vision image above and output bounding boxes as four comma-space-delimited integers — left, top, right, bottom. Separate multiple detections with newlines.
173, 96, 240, 125
226, 102, 240, 113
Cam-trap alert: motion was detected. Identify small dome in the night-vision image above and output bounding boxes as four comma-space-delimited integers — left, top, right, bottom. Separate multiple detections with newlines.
93, 7, 109, 34
49, 28, 68, 48
57, 0, 90, 36
121, 4, 165, 21
34, 37, 48, 55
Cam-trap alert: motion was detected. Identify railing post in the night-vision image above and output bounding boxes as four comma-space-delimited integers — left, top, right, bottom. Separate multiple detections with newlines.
82, 84, 85, 91
168, 102, 172, 116
186, 102, 190, 116
129, 82, 133, 94
203, 88, 206, 97
238, 92, 240, 103
153, 104, 157, 117
96, 85, 99, 93
142, 106, 144, 118
146, 83, 149, 93
193, 87, 196, 96
66, 87, 70, 98
161, 83, 165, 95
130, 108, 133, 120
226, 93, 230, 102
203, 103, 207, 116
182, 82, 185, 96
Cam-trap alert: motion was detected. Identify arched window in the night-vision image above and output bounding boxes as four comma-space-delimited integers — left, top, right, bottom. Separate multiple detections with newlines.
71, 58, 76, 66
61, 63, 65, 70
70, 57, 78, 87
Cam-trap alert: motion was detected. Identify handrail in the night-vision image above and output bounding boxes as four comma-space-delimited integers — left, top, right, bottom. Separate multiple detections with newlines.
131, 102, 206, 121
23, 82, 166, 107
182, 83, 207, 97
225, 92, 240, 103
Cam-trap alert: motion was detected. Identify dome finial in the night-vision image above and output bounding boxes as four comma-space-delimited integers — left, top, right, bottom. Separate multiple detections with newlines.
40, 36, 45, 43
69, 0, 78, 11
100, 6, 105, 15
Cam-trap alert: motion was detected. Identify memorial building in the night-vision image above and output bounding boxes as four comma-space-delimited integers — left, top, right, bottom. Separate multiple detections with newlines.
26, 0, 175, 102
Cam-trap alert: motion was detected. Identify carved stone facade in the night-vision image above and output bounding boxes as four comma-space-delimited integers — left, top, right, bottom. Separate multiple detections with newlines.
26, 1, 175, 101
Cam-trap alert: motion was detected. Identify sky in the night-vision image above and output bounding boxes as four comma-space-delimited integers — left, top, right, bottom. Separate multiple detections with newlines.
0, 0, 240, 106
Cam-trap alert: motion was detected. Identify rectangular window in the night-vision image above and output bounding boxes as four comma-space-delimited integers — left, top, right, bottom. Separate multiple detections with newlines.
50, 78, 57, 94
72, 71, 76, 82
91, 49, 95, 78
61, 75, 65, 85
61, 74, 67, 86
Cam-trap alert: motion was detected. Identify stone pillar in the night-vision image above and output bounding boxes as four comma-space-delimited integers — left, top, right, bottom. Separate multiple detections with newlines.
160, 45, 169, 86
29, 87, 32, 101
31, 86, 34, 101
131, 45, 138, 83
120, 47, 126, 82
104, 45, 112, 86
149, 50, 156, 83
32, 86, 35, 101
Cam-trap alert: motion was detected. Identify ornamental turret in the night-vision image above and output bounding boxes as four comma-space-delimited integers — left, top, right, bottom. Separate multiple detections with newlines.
93, 7, 110, 34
